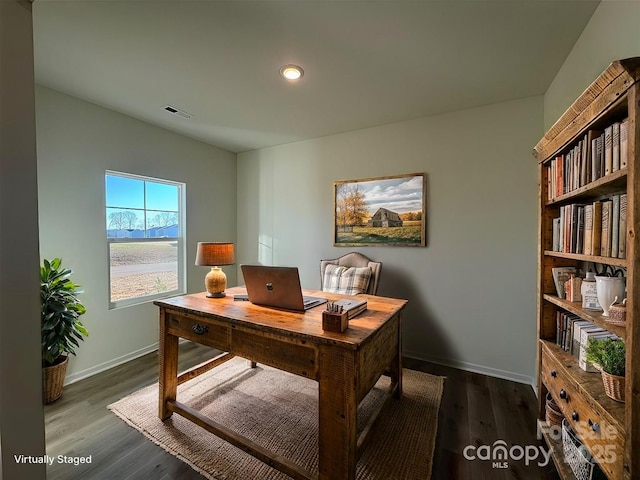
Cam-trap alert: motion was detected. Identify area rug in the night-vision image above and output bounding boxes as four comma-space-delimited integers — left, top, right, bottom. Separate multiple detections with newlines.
108, 357, 444, 480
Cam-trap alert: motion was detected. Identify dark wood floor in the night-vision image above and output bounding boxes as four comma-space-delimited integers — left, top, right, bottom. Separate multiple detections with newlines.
45, 343, 560, 480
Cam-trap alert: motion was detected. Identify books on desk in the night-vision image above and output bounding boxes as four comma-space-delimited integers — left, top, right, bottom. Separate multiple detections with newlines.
330, 299, 368, 319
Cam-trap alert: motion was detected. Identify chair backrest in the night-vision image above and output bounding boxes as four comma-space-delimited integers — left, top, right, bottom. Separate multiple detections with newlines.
320, 252, 382, 295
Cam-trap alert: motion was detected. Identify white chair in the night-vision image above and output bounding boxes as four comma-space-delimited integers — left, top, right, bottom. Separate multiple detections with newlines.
320, 252, 382, 295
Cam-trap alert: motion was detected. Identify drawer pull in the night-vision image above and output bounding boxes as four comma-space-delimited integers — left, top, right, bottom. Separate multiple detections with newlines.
551, 370, 557, 378
588, 419, 599, 433
572, 411, 579, 421
559, 389, 568, 401
192, 323, 209, 335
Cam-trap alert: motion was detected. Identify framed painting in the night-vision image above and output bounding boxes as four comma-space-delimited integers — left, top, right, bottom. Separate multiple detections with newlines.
333, 173, 426, 247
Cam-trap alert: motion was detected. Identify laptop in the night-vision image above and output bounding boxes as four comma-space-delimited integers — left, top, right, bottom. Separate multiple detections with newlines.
240, 265, 327, 312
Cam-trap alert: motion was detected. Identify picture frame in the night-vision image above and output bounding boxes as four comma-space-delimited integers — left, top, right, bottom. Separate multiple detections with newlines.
333, 173, 426, 247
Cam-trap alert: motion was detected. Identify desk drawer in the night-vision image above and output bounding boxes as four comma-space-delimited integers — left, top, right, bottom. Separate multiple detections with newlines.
541, 348, 623, 479
167, 313, 231, 351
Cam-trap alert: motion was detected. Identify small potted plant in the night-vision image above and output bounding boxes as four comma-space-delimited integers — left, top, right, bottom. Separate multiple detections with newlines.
585, 337, 626, 402
41, 258, 88, 403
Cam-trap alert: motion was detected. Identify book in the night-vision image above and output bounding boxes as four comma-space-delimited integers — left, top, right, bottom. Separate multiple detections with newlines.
580, 136, 588, 187
573, 321, 596, 359
563, 313, 581, 351
591, 201, 602, 256
552, 217, 561, 252
570, 204, 579, 253
331, 299, 367, 319
603, 125, 612, 176
556, 154, 564, 197
559, 206, 565, 253
585, 130, 601, 183
579, 328, 607, 372
566, 275, 582, 303
591, 137, 600, 182
612, 122, 620, 172
620, 118, 628, 169
576, 205, 585, 254
619, 193, 627, 259
612, 195, 620, 258
570, 321, 592, 356
583, 204, 593, 255
597, 133, 605, 179
601, 199, 613, 257
580, 331, 618, 372
552, 267, 576, 298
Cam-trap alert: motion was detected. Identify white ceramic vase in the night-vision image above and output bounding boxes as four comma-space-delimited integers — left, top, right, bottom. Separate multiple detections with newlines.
595, 276, 625, 316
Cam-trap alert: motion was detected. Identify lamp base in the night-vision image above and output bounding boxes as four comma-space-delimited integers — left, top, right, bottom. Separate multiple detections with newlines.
204, 266, 227, 299
206, 291, 226, 298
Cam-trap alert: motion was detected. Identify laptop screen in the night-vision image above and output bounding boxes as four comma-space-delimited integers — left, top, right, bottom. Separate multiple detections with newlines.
241, 265, 326, 312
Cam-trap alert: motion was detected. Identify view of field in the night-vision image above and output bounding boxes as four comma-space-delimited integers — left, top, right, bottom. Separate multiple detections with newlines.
110, 242, 178, 302
336, 222, 422, 243
336, 221, 423, 244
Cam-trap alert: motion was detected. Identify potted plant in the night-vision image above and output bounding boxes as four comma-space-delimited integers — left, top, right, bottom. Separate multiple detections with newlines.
585, 337, 626, 403
41, 258, 88, 403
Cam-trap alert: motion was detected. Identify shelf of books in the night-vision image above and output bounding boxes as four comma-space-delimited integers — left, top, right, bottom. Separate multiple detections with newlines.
533, 58, 640, 480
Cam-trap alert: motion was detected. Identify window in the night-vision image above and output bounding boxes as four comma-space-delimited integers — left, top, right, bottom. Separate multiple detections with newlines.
105, 171, 185, 308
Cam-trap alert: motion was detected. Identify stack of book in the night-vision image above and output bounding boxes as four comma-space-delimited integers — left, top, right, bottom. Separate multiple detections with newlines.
554, 312, 620, 372
545, 118, 628, 201
551, 194, 627, 258
331, 298, 367, 319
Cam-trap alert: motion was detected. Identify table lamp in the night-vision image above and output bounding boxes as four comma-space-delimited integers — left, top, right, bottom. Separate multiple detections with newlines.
195, 242, 235, 298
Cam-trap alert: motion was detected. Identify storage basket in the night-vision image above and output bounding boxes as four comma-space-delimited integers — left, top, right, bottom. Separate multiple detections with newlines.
545, 393, 564, 427
601, 370, 625, 403
43, 355, 68, 404
562, 419, 607, 480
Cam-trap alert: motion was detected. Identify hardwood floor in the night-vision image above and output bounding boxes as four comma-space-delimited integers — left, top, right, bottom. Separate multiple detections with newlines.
403, 358, 560, 480
45, 343, 560, 480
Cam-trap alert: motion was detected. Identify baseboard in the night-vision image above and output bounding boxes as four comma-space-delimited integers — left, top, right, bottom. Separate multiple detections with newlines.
404, 350, 535, 387
64, 342, 159, 386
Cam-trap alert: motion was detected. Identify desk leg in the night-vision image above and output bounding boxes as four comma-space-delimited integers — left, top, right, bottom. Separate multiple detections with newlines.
318, 347, 357, 480
390, 313, 403, 399
158, 309, 178, 420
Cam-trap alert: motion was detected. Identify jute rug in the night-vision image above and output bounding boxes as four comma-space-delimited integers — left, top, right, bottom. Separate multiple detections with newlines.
108, 357, 444, 480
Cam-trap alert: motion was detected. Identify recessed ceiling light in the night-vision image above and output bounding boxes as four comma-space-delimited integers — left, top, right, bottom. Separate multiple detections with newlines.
279, 64, 304, 81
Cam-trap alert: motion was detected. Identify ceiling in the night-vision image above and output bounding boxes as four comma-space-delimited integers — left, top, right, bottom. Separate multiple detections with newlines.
32, 1, 600, 153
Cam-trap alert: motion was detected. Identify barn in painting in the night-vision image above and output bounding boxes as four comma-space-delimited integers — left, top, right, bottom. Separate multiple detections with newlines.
367, 208, 403, 227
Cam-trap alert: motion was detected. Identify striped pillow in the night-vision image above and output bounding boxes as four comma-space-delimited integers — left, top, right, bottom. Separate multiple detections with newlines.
322, 264, 371, 295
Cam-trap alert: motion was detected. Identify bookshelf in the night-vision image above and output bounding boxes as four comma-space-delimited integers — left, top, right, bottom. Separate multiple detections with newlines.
533, 58, 640, 480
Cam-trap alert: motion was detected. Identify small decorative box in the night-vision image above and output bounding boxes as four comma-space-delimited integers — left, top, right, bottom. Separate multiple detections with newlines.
322, 311, 348, 333
607, 298, 627, 326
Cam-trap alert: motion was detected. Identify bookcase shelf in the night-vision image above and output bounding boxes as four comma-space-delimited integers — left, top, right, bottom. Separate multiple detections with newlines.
545, 168, 627, 207
543, 295, 626, 339
533, 58, 640, 480
543, 251, 628, 268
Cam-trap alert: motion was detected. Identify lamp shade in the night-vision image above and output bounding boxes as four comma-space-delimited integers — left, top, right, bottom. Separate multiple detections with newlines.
195, 242, 235, 266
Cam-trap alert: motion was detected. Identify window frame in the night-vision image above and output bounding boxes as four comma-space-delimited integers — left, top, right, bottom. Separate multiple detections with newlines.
105, 170, 186, 309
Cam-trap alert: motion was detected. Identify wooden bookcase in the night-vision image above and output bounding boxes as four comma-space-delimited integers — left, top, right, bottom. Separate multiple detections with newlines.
533, 58, 640, 480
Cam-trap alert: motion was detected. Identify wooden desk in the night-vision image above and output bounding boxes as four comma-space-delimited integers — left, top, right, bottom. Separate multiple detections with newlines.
155, 287, 407, 480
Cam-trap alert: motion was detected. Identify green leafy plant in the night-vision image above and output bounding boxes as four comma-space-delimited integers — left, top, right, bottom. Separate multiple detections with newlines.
41, 258, 88, 366
585, 337, 626, 377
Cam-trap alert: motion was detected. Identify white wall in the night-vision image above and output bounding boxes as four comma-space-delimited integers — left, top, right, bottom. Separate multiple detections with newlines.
35, 86, 237, 382
544, 0, 640, 129
238, 96, 542, 384
0, 1, 46, 478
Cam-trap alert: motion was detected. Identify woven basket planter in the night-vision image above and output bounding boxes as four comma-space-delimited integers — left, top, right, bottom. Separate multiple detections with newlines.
601, 370, 625, 403
545, 392, 564, 426
43, 355, 69, 404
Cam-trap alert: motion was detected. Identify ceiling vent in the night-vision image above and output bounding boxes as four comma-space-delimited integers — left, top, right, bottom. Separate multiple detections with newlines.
163, 105, 192, 119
